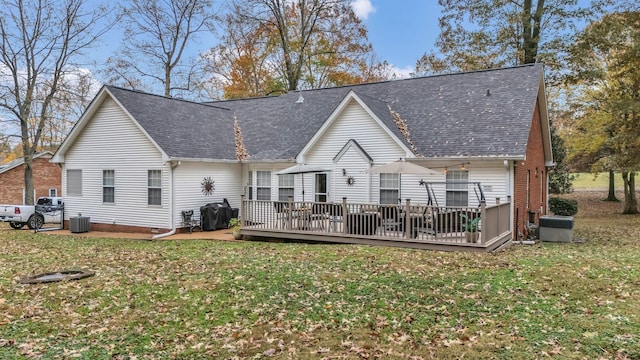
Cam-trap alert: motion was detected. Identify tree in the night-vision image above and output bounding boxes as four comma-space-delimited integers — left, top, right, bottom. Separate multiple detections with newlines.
0, 0, 112, 205
567, 11, 640, 213
106, 0, 217, 98
201, 13, 282, 99
434, 0, 606, 74
209, 0, 381, 97
548, 119, 574, 194
427, 1, 610, 195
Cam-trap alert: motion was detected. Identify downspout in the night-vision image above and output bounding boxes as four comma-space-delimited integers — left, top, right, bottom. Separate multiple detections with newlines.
153, 160, 181, 240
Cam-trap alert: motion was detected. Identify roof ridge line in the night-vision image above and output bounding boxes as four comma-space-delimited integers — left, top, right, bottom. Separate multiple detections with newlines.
105, 85, 232, 111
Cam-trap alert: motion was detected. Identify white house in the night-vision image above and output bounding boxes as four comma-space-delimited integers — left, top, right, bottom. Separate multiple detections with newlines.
52, 64, 553, 250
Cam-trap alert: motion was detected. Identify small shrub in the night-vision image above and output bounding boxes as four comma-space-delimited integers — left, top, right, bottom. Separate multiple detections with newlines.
229, 218, 241, 230
549, 197, 578, 216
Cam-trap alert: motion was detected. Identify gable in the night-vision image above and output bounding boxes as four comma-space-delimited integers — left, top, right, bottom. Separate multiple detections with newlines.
302, 97, 412, 166
333, 139, 373, 164
65, 97, 165, 163
299, 92, 413, 164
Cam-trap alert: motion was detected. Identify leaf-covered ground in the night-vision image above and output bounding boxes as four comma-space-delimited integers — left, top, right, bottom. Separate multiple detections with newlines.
1, 191, 638, 359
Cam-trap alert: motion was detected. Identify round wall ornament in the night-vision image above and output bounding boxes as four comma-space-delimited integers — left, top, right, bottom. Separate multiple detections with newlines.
346, 176, 355, 186
201, 176, 215, 196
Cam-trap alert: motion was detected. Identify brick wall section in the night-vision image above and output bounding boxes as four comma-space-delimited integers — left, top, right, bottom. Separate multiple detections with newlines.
0, 157, 62, 204
512, 99, 547, 238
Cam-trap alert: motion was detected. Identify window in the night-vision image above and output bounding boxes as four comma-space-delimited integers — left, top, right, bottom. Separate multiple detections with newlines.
256, 171, 271, 201
379, 173, 399, 204
315, 173, 327, 202
446, 170, 468, 206
49, 188, 57, 197
278, 174, 294, 201
148, 170, 162, 206
247, 171, 253, 200
103, 170, 115, 203
67, 169, 82, 196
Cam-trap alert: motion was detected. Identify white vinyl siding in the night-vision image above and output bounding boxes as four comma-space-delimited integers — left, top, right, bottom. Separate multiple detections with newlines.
172, 162, 243, 227
61, 97, 170, 228
333, 144, 370, 203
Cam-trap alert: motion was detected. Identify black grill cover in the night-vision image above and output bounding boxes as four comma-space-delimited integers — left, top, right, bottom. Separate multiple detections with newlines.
200, 202, 232, 231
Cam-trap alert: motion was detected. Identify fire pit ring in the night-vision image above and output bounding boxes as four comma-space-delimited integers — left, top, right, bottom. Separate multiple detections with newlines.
18, 270, 95, 284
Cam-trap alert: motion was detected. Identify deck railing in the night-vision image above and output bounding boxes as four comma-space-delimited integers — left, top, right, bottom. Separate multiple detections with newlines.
240, 196, 511, 249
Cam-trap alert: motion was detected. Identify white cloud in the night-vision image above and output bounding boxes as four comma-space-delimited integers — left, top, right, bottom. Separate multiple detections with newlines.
351, 0, 375, 20
388, 64, 414, 79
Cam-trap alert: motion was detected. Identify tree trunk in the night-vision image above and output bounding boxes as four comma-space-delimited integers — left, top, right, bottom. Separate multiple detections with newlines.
621, 171, 638, 214
605, 169, 618, 201
23, 154, 34, 205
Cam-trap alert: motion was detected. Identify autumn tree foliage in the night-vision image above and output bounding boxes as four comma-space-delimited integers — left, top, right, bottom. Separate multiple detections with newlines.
432, 0, 606, 73
566, 11, 640, 214
418, 1, 615, 194
205, 0, 383, 98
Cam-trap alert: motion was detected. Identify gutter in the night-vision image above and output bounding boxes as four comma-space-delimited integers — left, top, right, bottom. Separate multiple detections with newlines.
152, 160, 180, 240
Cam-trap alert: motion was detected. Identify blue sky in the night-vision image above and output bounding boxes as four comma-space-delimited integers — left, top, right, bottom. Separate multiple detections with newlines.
351, 0, 440, 76
85, 0, 440, 80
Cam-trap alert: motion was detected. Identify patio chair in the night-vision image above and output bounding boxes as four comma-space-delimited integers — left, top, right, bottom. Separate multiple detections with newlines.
273, 201, 290, 229
181, 210, 200, 233
428, 207, 464, 236
378, 205, 401, 233
310, 203, 330, 230
327, 203, 344, 232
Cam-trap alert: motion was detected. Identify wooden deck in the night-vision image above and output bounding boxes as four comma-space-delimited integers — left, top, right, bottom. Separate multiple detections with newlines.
240, 198, 512, 252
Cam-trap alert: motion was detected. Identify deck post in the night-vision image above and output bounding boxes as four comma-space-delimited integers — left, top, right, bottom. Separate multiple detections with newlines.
507, 195, 513, 238
240, 195, 246, 227
480, 200, 486, 244
405, 198, 411, 240
287, 196, 294, 229
342, 197, 348, 235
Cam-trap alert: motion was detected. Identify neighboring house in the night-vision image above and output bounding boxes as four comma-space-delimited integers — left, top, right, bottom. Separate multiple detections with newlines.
0, 151, 61, 204
52, 64, 552, 248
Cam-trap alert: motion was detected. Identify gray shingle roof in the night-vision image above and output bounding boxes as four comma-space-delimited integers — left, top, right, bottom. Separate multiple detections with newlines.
106, 64, 543, 161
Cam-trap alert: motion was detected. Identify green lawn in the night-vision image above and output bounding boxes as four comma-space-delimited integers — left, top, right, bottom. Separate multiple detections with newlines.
572, 172, 612, 190
1, 191, 639, 359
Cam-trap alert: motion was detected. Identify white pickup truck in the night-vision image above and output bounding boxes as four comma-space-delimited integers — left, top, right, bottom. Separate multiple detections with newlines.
0, 197, 64, 230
